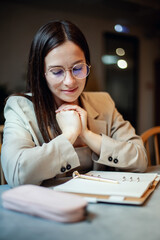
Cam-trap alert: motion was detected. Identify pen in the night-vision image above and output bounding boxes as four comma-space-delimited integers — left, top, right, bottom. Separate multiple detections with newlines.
72, 171, 119, 184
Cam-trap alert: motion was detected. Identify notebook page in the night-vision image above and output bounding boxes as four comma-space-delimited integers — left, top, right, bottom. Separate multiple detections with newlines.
53, 171, 158, 198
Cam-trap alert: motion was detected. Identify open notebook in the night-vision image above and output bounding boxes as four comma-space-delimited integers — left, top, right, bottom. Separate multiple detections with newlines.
53, 171, 160, 205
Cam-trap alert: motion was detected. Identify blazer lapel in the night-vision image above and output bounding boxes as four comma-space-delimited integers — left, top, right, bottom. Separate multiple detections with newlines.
80, 94, 107, 135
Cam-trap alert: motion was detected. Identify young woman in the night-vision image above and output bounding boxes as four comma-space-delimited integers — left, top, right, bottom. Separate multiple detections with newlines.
1, 20, 147, 187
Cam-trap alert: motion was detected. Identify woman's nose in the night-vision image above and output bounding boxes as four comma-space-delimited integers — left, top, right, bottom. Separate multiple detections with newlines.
63, 71, 76, 86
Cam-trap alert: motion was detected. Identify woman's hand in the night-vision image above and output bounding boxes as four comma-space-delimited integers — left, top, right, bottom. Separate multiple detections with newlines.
56, 104, 102, 155
56, 109, 81, 144
56, 104, 88, 137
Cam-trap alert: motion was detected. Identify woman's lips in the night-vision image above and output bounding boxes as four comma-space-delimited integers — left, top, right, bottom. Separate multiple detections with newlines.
62, 87, 78, 93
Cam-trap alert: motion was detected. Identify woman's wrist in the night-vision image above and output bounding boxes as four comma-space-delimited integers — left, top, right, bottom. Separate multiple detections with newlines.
62, 131, 78, 144
79, 128, 90, 142
80, 130, 102, 155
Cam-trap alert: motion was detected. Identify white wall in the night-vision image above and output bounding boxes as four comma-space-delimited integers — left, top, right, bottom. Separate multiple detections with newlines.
0, 2, 160, 134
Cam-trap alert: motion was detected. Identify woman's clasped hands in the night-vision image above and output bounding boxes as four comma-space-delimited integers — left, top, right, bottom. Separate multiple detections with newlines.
55, 104, 88, 145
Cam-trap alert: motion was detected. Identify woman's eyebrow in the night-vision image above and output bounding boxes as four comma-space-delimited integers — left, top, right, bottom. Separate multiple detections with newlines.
47, 60, 85, 70
47, 65, 61, 70
72, 60, 85, 65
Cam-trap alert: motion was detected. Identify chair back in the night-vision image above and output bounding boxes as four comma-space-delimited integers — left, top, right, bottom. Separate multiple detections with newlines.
141, 126, 160, 166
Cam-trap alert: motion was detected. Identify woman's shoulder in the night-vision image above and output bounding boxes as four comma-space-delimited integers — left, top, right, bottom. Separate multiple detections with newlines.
6, 93, 32, 104
5, 93, 33, 111
4, 93, 36, 124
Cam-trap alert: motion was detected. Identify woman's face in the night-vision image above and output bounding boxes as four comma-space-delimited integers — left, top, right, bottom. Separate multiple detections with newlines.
44, 41, 87, 107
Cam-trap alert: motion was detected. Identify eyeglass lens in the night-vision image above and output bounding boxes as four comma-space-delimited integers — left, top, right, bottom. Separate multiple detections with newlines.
72, 63, 89, 79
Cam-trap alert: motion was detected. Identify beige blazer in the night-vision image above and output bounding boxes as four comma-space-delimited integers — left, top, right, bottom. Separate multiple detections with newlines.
1, 92, 147, 187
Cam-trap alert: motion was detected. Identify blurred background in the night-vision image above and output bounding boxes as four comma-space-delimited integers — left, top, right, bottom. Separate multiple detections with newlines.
0, 0, 160, 134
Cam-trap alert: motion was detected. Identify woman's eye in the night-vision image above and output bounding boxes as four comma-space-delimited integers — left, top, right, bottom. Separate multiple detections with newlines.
50, 69, 63, 76
73, 66, 83, 72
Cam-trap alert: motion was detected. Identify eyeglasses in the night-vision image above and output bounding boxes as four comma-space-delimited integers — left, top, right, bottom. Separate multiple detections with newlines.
45, 63, 91, 82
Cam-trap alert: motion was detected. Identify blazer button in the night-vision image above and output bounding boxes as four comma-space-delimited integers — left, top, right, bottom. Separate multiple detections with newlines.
66, 164, 71, 170
61, 166, 66, 172
108, 156, 113, 161
113, 158, 118, 164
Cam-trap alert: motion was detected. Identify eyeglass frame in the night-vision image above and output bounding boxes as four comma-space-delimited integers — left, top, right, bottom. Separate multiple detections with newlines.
45, 62, 91, 82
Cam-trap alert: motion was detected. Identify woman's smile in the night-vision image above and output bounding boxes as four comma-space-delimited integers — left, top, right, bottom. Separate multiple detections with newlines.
61, 87, 78, 94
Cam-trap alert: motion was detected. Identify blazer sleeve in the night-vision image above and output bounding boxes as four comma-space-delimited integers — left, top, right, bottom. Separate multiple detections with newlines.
91, 92, 148, 172
1, 97, 80, 187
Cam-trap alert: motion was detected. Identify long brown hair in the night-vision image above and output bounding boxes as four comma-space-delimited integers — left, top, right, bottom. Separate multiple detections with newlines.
27, 20, 90, 142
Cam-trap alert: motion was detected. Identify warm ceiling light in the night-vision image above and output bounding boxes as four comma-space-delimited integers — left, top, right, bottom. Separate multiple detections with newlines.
116, 48, 125, 56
